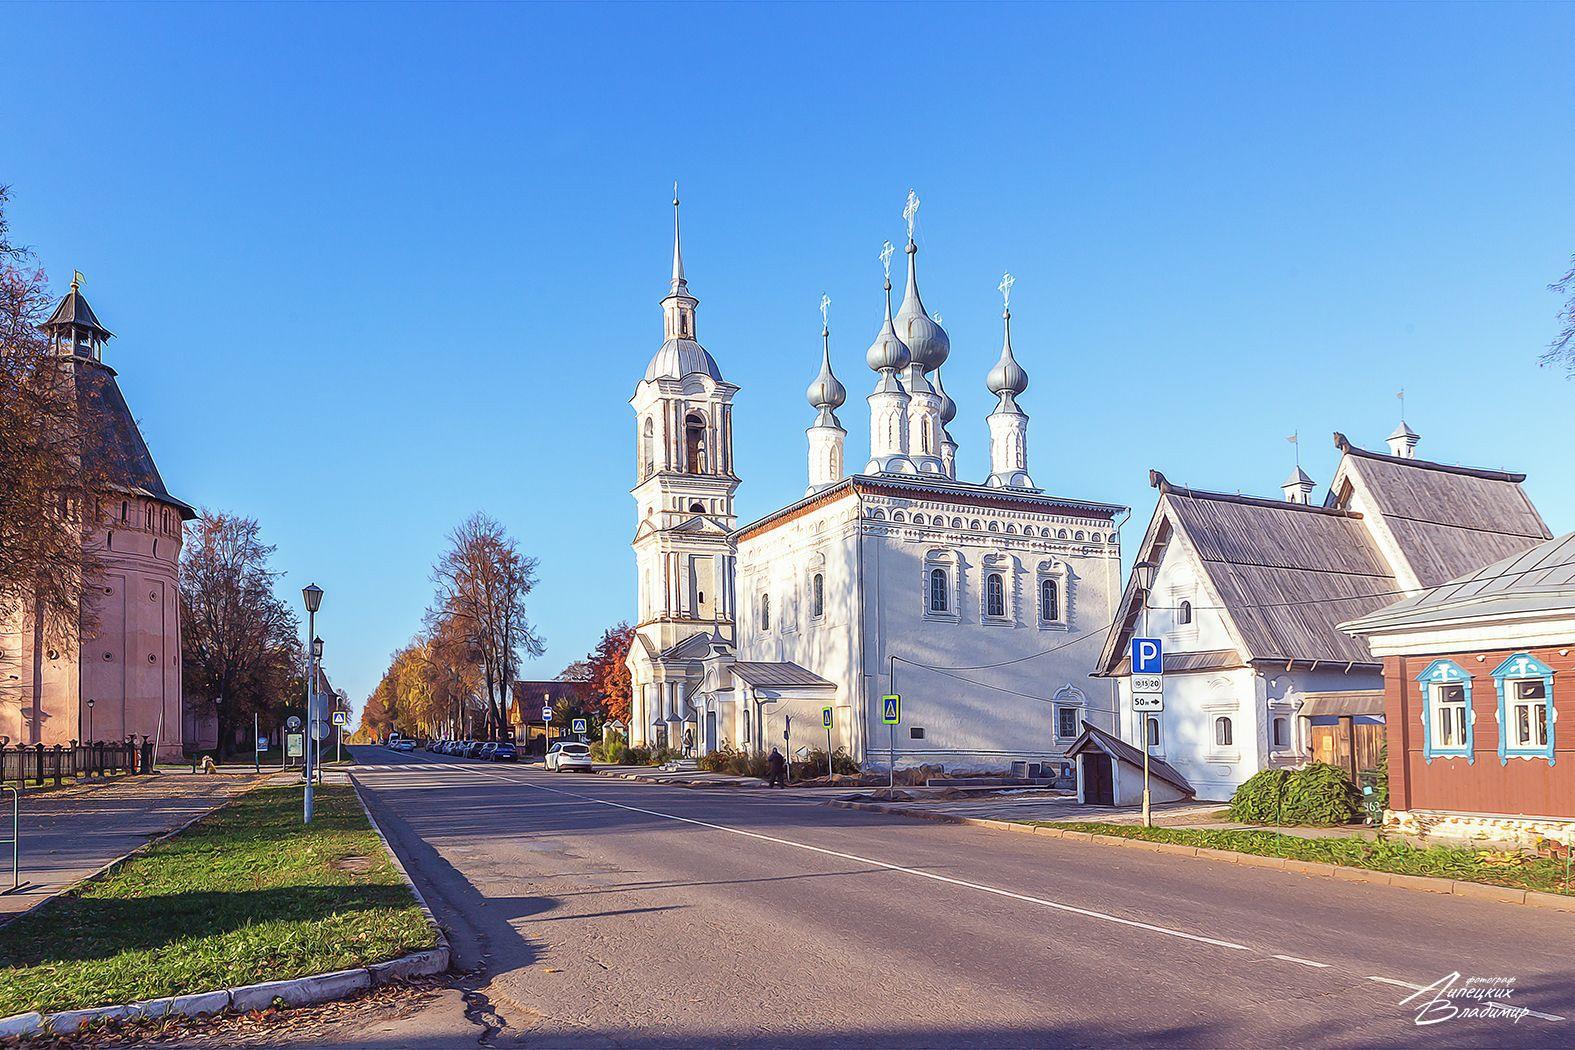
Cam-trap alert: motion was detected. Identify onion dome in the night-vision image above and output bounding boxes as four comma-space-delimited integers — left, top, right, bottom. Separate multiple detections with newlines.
934, 367, 957, 425
866, 278, 911, 373
806, 324, 847, 421
986, 308, 1029, 399
893, 239, 950, 372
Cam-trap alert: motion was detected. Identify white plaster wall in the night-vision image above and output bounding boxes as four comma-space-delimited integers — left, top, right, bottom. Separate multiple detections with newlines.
738, 488, 1123, 773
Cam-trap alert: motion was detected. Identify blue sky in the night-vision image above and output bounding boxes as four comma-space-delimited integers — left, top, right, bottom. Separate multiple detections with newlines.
7, 3, 1573, 715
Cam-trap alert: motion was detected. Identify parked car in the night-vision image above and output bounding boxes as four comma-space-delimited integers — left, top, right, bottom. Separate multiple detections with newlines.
546, 741, 593, 772
394, 739, 416, 752
463, 740, 484, 759
479, 742, 497, 760
490, 742, 518, 762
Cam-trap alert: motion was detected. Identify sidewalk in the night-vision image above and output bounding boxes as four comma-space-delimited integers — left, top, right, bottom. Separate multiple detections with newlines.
0, 772, 274, 922
833, 788, 1223, 825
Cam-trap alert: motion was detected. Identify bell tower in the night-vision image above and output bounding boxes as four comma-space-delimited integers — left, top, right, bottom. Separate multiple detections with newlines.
627, 193, 740, 746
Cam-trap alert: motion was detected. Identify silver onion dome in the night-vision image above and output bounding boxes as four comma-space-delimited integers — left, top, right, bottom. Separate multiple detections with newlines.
934, 367, 957, 425
893, 239, 950, 372
866, 279, 912, 373
807, 325, 846, 412
986, 308, 1029, 398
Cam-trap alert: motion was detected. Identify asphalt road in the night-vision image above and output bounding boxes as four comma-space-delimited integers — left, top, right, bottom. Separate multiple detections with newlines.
340, 747, 1574, 1049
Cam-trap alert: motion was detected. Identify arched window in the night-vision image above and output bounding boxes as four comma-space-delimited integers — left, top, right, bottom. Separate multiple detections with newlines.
1040, 578, 1059, 623
684, 413, 707, 474
145, 504, 154, 529
986, 573, 1006, 618
929, 568, 948, 613
811, 573, 825, 619
120, 500, 128, 522
1215, 716, 1233, 747
689, 502, 706, 514
1178, 600, 1193, 625
641, 417, 655, 478
1146, 716, 1161, 747
759, 593, 771, 631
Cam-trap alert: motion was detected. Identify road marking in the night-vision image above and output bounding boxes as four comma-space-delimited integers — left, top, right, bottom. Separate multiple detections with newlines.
1272, 954, 1331, 969
407, 759, 1252, 953
361, 755, 1537, 1017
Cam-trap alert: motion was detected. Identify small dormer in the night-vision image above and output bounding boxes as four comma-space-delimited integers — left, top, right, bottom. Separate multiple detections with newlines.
1387, 419, 1420, 459
1282, 466, 1316, 505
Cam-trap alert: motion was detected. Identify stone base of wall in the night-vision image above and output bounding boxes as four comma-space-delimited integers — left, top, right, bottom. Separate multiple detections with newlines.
1388, 808, 1575, 848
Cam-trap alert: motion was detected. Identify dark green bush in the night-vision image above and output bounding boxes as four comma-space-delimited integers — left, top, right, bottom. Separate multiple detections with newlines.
623, 745, 651, 766
1228, 768, 1290, 824
1282, 762, 1362, 825
1229, 763, 1362, 826
697, 745, 741, 773
790, 748, 860, 780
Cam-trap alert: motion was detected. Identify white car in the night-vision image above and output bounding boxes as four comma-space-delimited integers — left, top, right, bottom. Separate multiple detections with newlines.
545, 741, 593, 772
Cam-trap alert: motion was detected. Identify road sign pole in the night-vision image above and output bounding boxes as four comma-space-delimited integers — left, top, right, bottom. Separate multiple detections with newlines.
1141, 601, 1152, 828
889, 658, 896, 794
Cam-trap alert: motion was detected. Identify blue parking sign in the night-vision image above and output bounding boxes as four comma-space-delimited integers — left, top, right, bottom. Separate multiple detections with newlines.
1131, 637, 1163, 675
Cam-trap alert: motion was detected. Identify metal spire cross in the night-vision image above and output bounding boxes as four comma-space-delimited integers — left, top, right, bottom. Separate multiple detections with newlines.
880, 241, 895, 279
819, 293, 831, 330
998, 271, 1016, 309
902, 190, 921, 242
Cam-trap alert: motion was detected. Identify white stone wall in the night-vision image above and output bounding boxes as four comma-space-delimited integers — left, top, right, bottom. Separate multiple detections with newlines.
737, 486, 1123, 772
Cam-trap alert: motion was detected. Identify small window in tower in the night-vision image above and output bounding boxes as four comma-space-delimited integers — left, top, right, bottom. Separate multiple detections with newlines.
690, 502, 705, 514
811, 573, 825, 619
1178, 600, 1193, 625
760, 593, 771, 631
120, 501, 128, 522
985, 572, 1006, 618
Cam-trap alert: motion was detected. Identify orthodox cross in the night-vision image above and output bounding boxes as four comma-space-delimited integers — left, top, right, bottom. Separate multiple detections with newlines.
880, 241, 894, 279
998, 271, 1015, 309
819, 293, 831, 331
903, 190, 920, 241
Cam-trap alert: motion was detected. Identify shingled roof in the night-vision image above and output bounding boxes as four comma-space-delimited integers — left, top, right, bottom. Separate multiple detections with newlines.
74, 359, 195, 519
1096, 473, 1399, 674
1329, 434, 1550, 587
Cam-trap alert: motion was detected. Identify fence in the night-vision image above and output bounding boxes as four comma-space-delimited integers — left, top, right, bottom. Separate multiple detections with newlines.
0, 739, 156, 789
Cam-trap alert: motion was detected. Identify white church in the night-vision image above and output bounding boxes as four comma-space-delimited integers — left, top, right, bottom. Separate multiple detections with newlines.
626, 193, 1127, 774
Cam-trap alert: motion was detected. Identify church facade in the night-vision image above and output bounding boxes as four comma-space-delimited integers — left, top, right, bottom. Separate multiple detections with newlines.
0, 278, 194, 758
627, 196, 1125, 773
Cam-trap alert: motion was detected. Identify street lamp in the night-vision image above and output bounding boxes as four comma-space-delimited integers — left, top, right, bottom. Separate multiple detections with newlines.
86, 697, 96, 745
301, 583, 323, 824
1132, 560, 1157, 827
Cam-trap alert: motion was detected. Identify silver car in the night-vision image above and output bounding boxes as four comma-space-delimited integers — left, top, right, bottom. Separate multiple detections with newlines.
545, 741, 593, 772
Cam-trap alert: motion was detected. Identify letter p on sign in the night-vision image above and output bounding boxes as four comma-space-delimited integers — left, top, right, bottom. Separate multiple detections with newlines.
1131, 638, 1163, 676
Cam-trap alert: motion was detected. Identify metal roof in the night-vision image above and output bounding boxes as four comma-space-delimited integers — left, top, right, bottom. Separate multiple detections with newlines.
1065, 725, 1193, 796
43, 286, 113, 339
1333, 436, 1551, 587
1341, 531, 1575, 634
730, 661, 834, 688
644, 338, 723, 382
75, 359, 195, 519
1298, 691, 1385, 718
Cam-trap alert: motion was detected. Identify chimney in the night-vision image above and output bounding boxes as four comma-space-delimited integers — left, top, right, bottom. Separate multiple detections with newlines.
1387, 420, 1419, 459
1282, 466, 1316, 505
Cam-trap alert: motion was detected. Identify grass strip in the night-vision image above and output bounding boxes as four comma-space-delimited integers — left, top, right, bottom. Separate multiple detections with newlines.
0, 783, 434, 1017
1033, 822, 1574, 896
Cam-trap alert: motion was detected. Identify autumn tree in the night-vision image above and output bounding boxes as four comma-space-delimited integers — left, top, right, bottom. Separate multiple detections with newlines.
1543, 254, 1575, 377
179, 511, 301, 755
0, 187, 107, 653
583, 622, 634, 724
430, 513, 544, 738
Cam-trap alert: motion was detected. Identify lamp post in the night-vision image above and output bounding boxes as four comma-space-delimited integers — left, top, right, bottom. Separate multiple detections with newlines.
1133, 560, 1157, 828
311, 636, 324, 785
302, 583, 323, 824
85, 697, 95, 745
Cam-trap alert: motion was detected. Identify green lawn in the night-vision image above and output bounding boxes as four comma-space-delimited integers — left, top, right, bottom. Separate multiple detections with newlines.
0, 784, 435, 1017
1039, 822, 1574, 896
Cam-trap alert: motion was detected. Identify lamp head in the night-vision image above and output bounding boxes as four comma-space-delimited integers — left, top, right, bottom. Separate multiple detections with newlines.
1133, 560, 1158, 593
302, 583, 324, 613
86, 697, 95, 708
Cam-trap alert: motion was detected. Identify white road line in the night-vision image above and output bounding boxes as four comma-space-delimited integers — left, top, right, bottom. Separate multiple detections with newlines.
1272, 954, 1331, 969
1368, 976, 1426, 991
407, 759, 1252, 953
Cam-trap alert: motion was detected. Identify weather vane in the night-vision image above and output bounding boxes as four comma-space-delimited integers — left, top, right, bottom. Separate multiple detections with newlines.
880, 240, 894, 279
819, 293, 831, 330
1287, 431, 1300, 468
902, 189, 921, 242
998, 271, 1015, 309
1397, 387, 1406, 420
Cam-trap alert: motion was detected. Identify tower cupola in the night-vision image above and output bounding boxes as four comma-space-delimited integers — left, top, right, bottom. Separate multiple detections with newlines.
43, 271, 114, 361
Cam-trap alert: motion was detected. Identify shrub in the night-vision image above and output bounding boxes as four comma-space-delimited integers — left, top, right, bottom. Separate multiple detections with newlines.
1228, 768, 1290, 824
623, 745, 651, 766
590, 733, 628, 765
697, 745, 741, 773
649, 746, 681, 765
1282, 762, 1362, 826
1228, 764, 1362, 826
790, 748, 860, 781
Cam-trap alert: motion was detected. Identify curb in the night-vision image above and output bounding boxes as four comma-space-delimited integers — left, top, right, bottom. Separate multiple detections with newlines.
824, 800, 1575, 913
0, 782, 451, 1040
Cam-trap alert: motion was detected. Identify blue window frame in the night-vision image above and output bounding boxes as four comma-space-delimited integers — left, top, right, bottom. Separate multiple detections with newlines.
1416, 659, 1473, 764
1491, 653, 1556, 765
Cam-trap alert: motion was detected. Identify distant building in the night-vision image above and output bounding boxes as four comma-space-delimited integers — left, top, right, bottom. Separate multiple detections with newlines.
0, 277, 194, 758
1342, 532, 1575, 845
626, 196, 1127, 772
1096, 427, 1551, 801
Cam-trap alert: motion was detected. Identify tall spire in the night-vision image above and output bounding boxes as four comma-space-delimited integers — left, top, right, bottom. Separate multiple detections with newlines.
985, 272, 1035, 490
806, 294, 848, 494
670, 182, 688, 296
865, 241, 915, 475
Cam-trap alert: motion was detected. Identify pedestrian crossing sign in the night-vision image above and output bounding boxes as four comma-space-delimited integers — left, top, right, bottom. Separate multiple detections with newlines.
572, 718, 588, 734
822, 706, 833, 729
882, 695, 900, 725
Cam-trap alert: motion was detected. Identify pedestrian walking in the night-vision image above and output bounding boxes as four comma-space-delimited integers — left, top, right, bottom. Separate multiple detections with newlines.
766, 746, 786, 788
